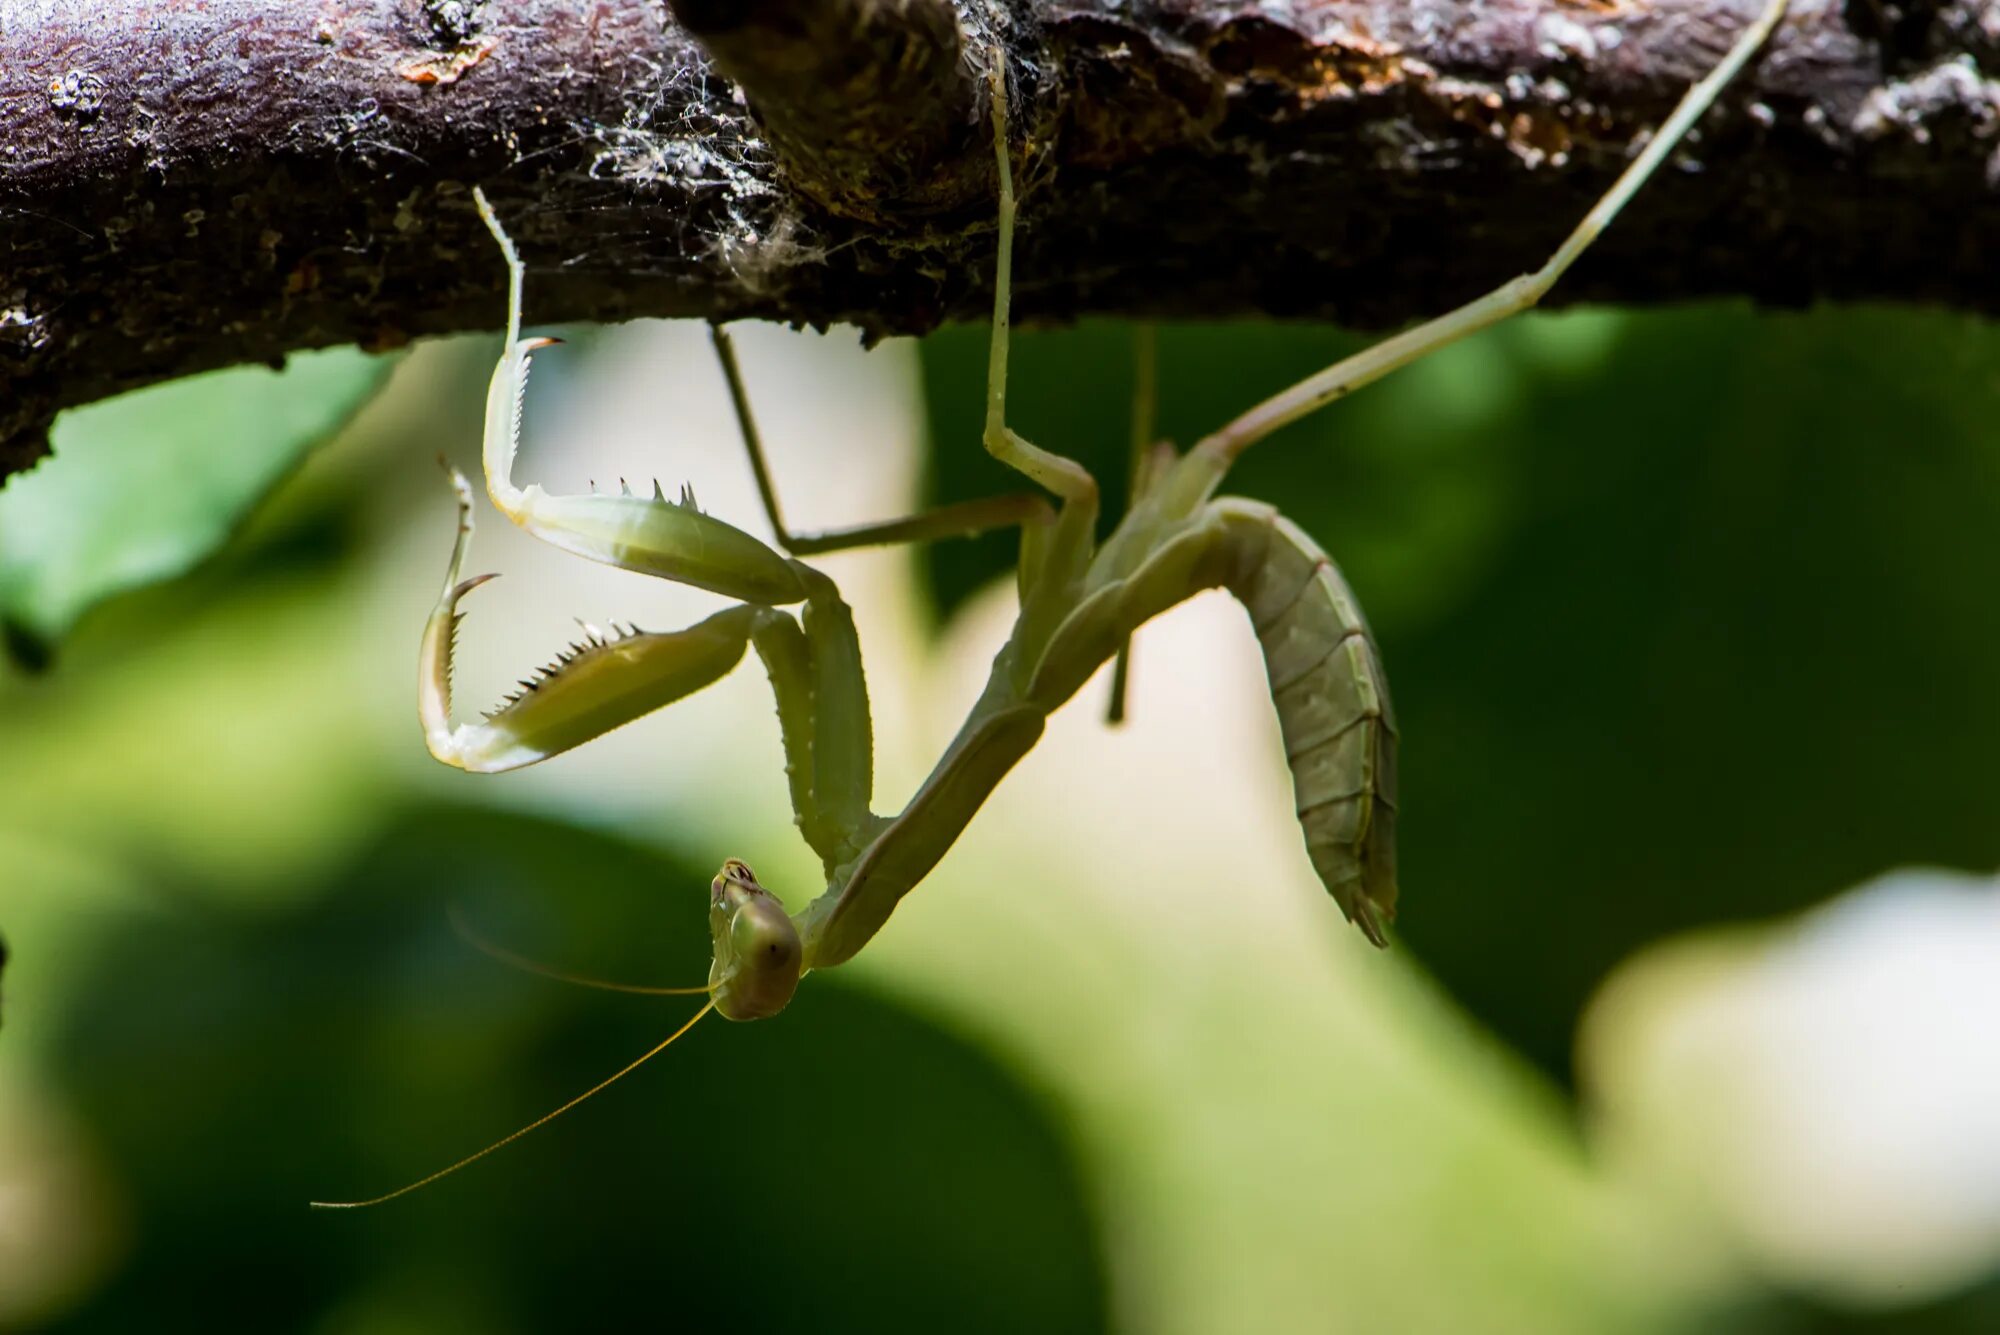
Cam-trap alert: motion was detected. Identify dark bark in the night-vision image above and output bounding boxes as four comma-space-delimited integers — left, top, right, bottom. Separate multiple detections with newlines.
3, 0, 1996, 475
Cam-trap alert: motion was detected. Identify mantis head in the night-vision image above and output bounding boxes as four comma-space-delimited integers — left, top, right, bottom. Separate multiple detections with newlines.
707, 859, 803, 1021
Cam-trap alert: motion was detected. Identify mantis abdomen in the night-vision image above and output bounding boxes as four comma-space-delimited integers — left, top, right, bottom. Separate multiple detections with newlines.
1216, 501, 1398, 946
813, 495, 1399, 963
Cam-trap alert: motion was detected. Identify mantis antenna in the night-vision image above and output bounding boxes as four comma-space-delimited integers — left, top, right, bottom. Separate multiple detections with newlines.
448, 903, 714, 996
308, 1000, 716, 1209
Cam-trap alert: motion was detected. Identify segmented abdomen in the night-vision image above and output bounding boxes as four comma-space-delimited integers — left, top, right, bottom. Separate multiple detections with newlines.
1218, 501, 1398, 946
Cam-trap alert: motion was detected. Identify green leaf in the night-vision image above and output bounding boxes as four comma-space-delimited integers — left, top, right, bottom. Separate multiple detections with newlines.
1379, 305, 2000, 1081
45, 805, 1109, 1333
0, 347, 394, 668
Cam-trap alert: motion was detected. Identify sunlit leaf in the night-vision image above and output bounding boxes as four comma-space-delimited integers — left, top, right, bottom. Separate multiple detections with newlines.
0, 347, 393, 668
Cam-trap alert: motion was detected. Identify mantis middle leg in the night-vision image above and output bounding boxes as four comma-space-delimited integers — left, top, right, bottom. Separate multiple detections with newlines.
709, 325, 1052, 559
698, 56, 1129, 651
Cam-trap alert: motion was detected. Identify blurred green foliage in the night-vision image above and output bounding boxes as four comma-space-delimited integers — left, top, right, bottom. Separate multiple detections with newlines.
6, 297, 2000, 1332
0, 348, 391, 670
42, 807, 1105, 1333
921, 307, 2000, 1082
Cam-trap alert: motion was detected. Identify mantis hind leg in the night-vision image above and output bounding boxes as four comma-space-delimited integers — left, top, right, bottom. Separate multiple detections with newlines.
1155, 0, 1788, 504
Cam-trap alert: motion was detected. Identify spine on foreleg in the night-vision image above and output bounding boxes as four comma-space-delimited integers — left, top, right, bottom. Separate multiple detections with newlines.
1216, 501, 1398, 946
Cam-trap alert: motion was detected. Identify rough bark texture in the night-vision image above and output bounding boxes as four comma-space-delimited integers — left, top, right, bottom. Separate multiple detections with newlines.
3, 0, 1997, 475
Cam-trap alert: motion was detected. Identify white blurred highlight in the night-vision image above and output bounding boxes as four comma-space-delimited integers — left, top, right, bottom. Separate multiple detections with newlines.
1583, 866, 2000, 1305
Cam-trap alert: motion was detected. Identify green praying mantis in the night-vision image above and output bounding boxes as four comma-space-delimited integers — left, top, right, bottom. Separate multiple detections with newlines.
313, 0, 1789, 1208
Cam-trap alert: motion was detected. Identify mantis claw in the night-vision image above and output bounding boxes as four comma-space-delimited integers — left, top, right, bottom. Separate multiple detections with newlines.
417, 455, 765, 772
450, 571, 500, 601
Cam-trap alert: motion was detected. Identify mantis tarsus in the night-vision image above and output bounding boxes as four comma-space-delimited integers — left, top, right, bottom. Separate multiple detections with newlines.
312, 0, 1788, 1209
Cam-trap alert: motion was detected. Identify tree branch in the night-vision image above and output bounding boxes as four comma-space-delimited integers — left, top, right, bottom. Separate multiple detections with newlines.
4, 0, 1996, 475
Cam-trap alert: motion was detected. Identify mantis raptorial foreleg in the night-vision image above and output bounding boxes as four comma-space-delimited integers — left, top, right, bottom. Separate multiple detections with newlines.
321, 0, 1785, 1208
419, 464, 761, 774
419, 461, 876, 866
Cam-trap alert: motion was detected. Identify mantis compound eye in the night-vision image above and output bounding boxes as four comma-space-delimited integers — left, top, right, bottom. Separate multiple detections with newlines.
707, 860, 803, 1022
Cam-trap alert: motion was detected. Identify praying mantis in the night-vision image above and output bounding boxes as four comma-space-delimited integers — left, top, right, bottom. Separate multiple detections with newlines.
313, 0, 1788, 1208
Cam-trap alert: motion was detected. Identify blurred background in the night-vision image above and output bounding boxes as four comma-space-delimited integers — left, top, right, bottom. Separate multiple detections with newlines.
2, 295, 1999, 1332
